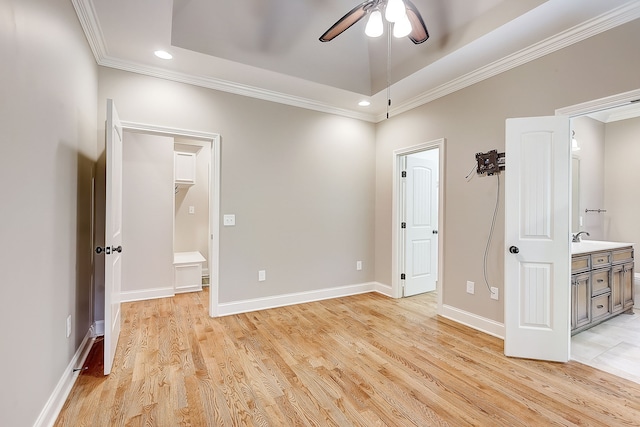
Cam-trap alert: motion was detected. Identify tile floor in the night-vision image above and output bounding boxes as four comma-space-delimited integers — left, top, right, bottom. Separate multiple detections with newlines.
571, 307, 640, 384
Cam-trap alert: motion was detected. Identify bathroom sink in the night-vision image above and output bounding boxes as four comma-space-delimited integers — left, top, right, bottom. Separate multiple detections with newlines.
571, 240, 634, 254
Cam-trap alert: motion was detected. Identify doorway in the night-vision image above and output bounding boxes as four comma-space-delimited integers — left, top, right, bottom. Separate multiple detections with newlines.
119, 121, 220, 317
557, 89, 640, 382
502, 89, 640, 363
392, 139, 445, 304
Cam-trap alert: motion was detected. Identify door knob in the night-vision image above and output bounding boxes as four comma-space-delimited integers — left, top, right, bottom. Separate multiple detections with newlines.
432, 230, 438, 234
509, 246, 520, 254
112, 246, 122, 253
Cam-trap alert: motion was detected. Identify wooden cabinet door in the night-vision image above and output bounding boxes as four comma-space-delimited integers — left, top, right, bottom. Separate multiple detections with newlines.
622, 263, 634, 310
611, 264, 624, 313
572, 272, 590, 331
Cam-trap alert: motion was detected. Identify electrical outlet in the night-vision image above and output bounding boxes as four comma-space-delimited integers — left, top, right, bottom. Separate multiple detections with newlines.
223, 214, 236, 226
466, 281, 475, 295
258, 270, 266, 282
66, 315, 72, 338
188, 206, 195, 214
490, 287, 499, 300
356, 261, 362, 271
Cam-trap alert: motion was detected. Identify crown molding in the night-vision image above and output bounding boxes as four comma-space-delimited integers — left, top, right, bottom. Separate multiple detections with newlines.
73, 0, 640, 124
98, 57, 376, 122
71, 0, 107, 61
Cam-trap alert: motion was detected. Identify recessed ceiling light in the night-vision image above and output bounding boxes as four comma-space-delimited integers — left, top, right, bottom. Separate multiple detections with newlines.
358, 100, 371, 107
154, 50, 173, 60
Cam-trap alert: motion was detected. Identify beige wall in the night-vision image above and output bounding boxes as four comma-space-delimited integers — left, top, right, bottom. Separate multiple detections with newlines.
122, 132, 174, 294
98, 68, 377, 303
174, 140, 211, 271
604, 117, 640, 253
573, 116, 606, 239
0, 0, 98, 425
374, 19, 640, 322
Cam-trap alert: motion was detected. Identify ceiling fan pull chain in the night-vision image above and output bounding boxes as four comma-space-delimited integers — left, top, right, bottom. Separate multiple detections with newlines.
387, 22, 392, 119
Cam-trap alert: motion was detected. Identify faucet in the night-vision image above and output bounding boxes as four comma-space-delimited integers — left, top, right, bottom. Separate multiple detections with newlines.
572, 231, 590, 242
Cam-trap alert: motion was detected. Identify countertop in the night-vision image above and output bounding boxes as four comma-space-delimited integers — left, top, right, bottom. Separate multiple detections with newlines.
571, 240, 634, 255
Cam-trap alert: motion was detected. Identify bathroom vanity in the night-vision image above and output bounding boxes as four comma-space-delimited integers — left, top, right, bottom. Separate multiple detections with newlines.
571, 241, 635, 335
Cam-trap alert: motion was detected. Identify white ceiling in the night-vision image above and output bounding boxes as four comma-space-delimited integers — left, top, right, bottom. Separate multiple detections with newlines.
74, 0, 640, 122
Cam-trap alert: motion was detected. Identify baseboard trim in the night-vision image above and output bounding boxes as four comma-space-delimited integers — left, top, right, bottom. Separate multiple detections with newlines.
120, 287, 175, 303
175, 285, 203, 294
217, 282, 378, 317
93, 320, 105, 336
373, 281, 394, 297
440, 304, 505, 340
33, 330, 95, 427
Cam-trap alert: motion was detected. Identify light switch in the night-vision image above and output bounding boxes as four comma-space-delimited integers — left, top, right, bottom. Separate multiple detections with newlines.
223, 214, 236, 226
188, 206, 195, 214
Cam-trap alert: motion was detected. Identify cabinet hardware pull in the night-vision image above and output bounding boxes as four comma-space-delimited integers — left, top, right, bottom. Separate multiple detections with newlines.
597, 304, 604, 309
597, 279, 604, 283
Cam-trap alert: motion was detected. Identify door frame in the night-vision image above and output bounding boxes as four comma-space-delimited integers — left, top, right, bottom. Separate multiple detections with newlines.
392, 139, 445, 307
555, 88, 640, 353
556, 88, 640, 118
120, 121, 221, 318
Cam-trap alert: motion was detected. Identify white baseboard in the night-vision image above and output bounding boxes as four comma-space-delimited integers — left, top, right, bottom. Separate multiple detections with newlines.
120, 287, 175, 303
440, 304, 505, 339
93, 320, 105, 336
175, 284, 203, 294
217, 282, 378, 317
33, 330, 95, 427
373, 281, 394, 297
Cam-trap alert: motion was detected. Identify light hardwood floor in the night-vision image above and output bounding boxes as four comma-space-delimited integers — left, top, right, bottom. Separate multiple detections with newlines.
55, 289, 640, 426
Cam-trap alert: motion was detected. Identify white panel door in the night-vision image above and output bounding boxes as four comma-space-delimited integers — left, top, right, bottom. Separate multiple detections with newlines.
504, 116, 571, 362
404, 154, 438, 297
104, 99, 123, 375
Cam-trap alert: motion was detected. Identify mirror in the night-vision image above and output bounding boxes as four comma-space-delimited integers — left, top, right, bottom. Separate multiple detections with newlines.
571, 156, 580, 233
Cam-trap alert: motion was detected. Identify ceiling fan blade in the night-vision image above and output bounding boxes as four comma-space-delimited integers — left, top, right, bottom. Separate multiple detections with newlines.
405, 0, 429, 44
319, 1, 374, 42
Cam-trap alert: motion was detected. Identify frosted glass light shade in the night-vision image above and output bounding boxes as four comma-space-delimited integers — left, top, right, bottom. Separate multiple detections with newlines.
154, 50, 173, 59
393, 13, 412, 38
385, 0, 406, 23
365, 10, 384, 37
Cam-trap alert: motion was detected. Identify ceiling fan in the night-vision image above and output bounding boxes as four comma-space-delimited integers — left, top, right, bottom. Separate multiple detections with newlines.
319, 0, 429, 44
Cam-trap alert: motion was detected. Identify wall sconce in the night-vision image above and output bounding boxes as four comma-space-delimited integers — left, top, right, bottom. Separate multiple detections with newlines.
571, 130, 580, 151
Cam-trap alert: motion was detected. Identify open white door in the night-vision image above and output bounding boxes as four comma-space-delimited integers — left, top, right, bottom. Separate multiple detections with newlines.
504, 116, 571, 362
404, 153, 438, 297
103, 99, 123, 375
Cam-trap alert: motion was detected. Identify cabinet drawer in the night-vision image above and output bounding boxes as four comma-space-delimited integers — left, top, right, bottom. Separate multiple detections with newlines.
591, 269, 611, 296
591, 294, 611, 320
591, 252, 611, 268
612, 248, 633, 264
571, 255, 590, 273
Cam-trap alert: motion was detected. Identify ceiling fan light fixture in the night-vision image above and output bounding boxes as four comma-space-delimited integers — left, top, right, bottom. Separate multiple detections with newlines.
385, 0, 407, 23
393, 12, 412, 38
365, 9, 384, 38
